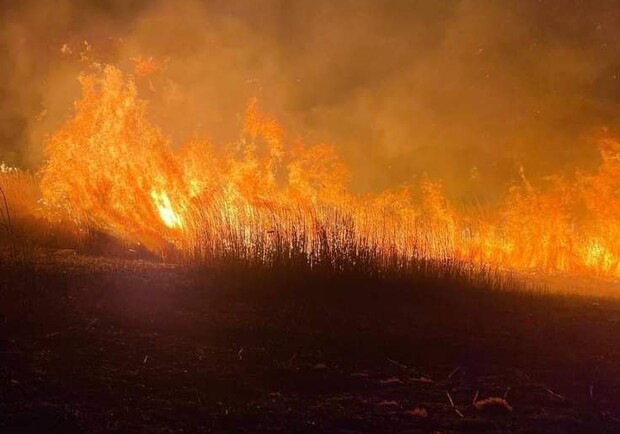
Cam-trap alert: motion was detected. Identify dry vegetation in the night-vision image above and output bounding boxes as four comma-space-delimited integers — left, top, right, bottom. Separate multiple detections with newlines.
12, 63, 620, 287
2, 62, 620, 298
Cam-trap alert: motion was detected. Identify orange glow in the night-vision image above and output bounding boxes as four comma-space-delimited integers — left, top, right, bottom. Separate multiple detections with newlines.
26, 63, 620, 281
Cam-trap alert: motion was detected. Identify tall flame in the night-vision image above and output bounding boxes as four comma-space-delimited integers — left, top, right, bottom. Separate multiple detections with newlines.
40, 66, 188, 250
21, 62, 620, 283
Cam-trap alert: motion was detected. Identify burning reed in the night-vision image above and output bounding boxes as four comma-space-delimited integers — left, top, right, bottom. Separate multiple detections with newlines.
2, 62, 620, 285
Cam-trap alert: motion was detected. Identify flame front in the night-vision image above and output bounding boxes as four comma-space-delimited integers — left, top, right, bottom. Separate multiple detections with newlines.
17, 62, 620, 283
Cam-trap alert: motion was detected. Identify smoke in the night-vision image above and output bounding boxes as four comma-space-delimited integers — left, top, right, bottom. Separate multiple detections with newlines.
0, 0, 151, 166
2, 0, 620, 196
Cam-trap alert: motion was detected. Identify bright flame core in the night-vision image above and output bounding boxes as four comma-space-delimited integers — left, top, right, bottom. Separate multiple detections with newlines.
150, 190, 184, 229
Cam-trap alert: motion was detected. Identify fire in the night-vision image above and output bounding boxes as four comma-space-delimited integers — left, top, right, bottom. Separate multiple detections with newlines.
39, 65, 189, 250
4, 60, 615, 284
150, 190, 184, 229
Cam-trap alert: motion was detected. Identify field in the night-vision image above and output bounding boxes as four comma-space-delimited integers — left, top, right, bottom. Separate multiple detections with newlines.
1, 250, 620, 433
4, 2, 620, 433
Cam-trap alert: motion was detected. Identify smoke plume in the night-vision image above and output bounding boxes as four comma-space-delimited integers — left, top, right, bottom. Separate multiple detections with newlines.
2, 0, 620, 197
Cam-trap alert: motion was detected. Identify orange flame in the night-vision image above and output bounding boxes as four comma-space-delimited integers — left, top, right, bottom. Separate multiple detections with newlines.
27, 62, 620, 282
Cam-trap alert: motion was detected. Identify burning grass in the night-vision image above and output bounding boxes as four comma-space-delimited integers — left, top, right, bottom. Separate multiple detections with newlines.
2, 62, 620, 291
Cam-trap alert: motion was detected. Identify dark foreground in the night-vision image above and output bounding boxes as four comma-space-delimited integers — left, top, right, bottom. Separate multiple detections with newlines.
1, 252, 620, 433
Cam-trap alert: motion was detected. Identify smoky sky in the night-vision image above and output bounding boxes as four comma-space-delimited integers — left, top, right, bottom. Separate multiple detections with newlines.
2, 0, 620, 197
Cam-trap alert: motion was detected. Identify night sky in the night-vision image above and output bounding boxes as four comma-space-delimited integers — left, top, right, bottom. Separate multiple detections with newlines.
2, 0, 620, 196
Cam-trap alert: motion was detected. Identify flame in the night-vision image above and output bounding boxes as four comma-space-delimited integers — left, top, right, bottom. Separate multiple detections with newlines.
39, 65, 189, 250
16, 61, 620, 283
150, 190, 184, 229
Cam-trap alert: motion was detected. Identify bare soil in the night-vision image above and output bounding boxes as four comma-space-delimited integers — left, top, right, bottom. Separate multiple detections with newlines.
1, 251, 620, 433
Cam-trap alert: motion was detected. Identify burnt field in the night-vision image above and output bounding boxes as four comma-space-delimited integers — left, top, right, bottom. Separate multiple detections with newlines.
1, 251, 620, 433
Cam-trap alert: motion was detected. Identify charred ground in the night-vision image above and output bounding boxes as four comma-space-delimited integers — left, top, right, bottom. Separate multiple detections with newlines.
1, 251, 620, 433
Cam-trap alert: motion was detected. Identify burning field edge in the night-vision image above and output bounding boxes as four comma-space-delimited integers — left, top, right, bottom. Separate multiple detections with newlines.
3, 60, 620, 291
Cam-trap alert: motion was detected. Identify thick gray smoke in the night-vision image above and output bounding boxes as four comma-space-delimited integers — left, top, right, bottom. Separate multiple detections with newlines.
2, 0, 620, 197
